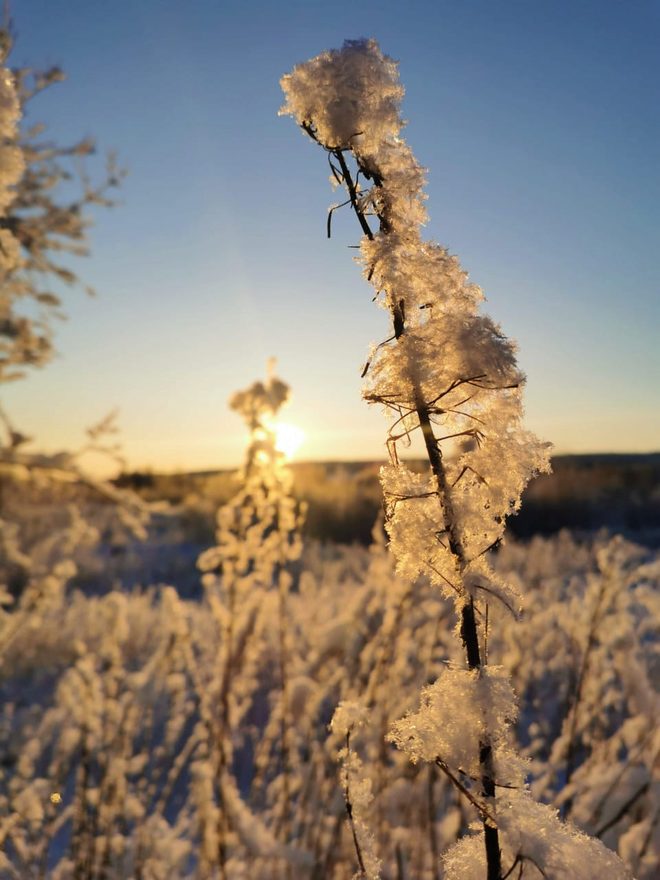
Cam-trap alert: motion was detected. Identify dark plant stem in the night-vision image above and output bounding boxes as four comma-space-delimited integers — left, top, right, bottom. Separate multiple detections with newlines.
595, 781, 649, 839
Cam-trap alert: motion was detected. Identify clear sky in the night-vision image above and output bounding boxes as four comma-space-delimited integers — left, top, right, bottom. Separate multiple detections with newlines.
4, 0, 659, 471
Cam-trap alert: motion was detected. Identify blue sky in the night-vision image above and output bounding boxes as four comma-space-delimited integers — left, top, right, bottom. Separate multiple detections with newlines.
5, 0, 659, 470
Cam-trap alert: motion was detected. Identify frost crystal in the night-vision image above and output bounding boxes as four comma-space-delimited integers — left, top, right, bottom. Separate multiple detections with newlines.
331, 700, 370, 737
388, 666, 517, 776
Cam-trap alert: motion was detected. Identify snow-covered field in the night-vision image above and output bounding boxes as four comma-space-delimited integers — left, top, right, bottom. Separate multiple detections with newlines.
0, 462, 657, 878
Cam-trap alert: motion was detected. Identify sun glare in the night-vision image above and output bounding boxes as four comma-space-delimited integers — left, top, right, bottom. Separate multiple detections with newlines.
274, 422, 305, 460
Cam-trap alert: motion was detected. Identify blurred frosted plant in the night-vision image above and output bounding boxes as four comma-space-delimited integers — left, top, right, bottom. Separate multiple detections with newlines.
330, 702, 382, 879
494, 533, 660, 878
0, 33, 24, 388
282, 39, 629, 878
0, 29, 137, 623
198, 365, 302, 591
194, 365, 307, 874
0, 25, 123, 383
0, 43, 23, 285
0, 586, 198, 878
197, 366, 304, 740
0, 404, 149, 606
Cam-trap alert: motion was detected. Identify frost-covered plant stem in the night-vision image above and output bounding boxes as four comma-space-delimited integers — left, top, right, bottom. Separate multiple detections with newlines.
307, 116, 503, 879
195, 367, 305, 872
282, 40, 632, 880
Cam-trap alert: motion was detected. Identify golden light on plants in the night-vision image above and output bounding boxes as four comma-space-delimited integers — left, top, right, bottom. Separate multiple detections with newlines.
274, 421, 305, 459
0, 16, 654, 879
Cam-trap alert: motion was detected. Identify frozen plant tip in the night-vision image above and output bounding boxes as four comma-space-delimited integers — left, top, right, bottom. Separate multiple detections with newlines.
282, 39, 631, 879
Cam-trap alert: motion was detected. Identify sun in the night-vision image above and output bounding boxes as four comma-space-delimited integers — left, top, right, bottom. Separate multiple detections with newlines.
274, 422, 305, 460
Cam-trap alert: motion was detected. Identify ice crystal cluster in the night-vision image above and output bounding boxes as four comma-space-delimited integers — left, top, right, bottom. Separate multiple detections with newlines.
282, 39, 631, 878
388, 666, 518, 776
443, 798, 632, 880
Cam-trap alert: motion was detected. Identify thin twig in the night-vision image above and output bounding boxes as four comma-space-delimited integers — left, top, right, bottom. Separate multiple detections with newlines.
434, 757, 497, 827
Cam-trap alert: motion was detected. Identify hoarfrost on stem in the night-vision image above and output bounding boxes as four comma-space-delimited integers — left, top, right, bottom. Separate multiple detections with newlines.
388, 666, 518, 778
282, 38, 630, 879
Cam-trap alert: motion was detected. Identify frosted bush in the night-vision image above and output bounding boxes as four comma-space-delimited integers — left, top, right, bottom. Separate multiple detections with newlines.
495, 532, 660, 876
